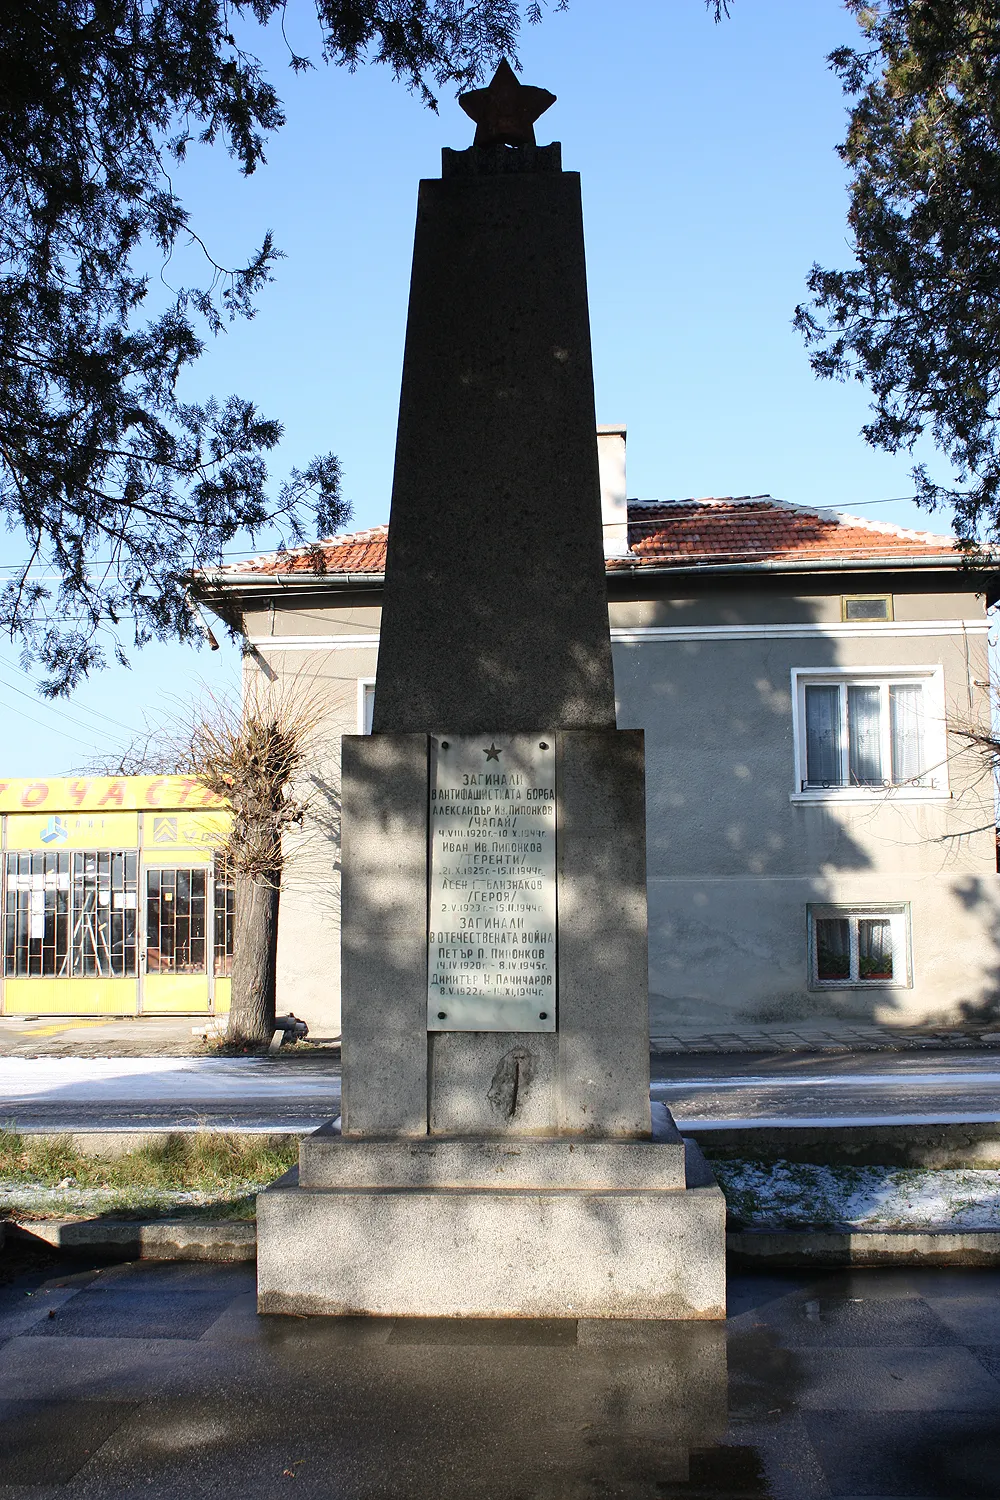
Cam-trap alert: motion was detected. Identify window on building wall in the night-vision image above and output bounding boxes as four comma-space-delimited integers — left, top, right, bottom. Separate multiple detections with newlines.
842, 594, 893, 622
3, 850, 138, 978
359, 678, 376, 733
808, 906, 911, 988
792, 669, 947, 798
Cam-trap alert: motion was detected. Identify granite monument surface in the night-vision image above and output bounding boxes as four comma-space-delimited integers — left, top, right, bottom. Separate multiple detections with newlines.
257, 63, 726, 1318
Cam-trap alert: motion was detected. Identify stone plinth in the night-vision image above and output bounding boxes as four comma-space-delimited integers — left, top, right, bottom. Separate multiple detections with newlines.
340, 728, 650, 1139
257, 1131, 725, 1319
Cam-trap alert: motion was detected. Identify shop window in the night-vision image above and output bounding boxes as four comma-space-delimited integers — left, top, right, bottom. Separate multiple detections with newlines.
808, 906, 910, 988
214, 862, 235, 977
145, 867, 207, 974
4, 850, 137, 978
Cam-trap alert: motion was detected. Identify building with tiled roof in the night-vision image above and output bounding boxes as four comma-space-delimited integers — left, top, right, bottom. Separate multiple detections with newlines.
202, 495, 963, 588
199, 434, 999, 1044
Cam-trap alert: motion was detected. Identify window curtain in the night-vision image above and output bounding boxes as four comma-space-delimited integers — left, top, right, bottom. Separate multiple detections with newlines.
890, 684, 924, 783
805, 685, 841, 785
858, 918, 893, 980
816, 917, 851, 980
848, 685, 883, 784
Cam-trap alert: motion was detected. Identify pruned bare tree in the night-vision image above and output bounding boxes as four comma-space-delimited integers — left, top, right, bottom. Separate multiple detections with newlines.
83, 681, 324, 1044
180, 689, 323, 1044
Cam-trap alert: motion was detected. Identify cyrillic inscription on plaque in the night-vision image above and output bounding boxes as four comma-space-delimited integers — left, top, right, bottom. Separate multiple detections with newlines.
428, 735, 556, 1032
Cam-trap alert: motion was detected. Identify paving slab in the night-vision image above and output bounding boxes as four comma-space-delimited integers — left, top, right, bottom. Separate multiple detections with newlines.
0, 1251, 997, 1495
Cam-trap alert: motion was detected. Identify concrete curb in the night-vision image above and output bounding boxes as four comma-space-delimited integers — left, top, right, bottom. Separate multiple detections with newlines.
7, 1216, 1000, 1271
691, 1123, 1000, 1169
8, 1218, 256, 1262
728, 1229, 1000, 1268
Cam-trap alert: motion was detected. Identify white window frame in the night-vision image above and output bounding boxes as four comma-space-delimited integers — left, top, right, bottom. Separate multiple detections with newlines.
807, 904, 912, 990
790, 665, 949, 803
357, 678, 376, 734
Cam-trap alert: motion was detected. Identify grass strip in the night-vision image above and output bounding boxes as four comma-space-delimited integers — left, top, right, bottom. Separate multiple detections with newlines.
0, 1130, 298, 1221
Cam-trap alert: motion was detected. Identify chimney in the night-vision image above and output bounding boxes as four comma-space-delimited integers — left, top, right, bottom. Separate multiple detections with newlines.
598, 424, 628, 558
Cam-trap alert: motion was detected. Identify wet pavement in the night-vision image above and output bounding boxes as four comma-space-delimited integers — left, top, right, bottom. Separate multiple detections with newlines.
1, 1253, 999, 1496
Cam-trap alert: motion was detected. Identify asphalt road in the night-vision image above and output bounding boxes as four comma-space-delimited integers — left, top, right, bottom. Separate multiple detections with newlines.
1, 1049, 999, 1131
651, 1049, 1000, 1128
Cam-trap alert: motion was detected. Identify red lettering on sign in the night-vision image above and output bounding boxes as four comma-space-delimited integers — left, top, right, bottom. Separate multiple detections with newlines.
145, 779, 169, 807
175, 778, 198, 806
21, 783, 48, 808
68, 780, 90, 806
98, 782, 125, 807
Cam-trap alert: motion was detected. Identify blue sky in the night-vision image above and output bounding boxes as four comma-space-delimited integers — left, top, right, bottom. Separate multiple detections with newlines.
0, 0, 964, 773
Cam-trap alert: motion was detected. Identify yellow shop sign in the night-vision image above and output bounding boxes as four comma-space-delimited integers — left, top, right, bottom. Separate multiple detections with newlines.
0, 776, 224, 813
141, 811, 231, 854
6, 811, 139, 851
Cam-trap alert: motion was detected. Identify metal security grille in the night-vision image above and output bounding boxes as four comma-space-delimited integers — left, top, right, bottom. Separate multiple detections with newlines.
3, 850, 137, 978
70, 851, 138, 977
145, 867, 207, 974
4, 852, 70, 976
213, 863, 235, 978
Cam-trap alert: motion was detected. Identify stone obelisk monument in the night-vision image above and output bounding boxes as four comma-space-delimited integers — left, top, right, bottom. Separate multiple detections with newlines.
257, 65, 725, 1318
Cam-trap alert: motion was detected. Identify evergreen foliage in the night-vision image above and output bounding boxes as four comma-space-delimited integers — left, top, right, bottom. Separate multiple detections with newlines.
0, 0, 527, 692
795, 1, 1000, 546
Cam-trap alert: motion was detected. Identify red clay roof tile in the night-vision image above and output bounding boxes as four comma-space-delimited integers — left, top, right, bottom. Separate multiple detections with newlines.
214, 498, 957, 580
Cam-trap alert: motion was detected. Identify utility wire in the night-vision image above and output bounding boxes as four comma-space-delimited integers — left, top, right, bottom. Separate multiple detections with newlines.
0, 676, 120, 739
0, 497, 946, 577
0, 658, 137, 732
0, 697, 94, 750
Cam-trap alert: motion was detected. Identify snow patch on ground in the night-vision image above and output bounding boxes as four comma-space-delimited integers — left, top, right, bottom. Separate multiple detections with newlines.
714, 1161, 1000, 1231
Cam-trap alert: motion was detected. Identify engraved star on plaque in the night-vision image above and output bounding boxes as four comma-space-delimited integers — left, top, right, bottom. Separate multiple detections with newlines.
483, 742, 502, 762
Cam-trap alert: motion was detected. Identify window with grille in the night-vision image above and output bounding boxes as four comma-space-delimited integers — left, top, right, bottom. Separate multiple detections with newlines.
145, 867, 207, 974
808, 906, 910, 988
792, 669, 947, 797
214, 862, 235, 977
4, 850, 138, 978
842, 594, 892, 622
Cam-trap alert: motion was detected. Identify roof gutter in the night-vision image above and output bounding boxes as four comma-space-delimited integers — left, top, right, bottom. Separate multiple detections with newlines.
196, 570, 387, 594
609, 554, 987, 578
195, 552, 997, 599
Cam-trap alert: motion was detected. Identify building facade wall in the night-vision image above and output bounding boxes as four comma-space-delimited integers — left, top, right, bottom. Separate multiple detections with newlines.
248, 581, 999, 1036
607, 590, 997, 1029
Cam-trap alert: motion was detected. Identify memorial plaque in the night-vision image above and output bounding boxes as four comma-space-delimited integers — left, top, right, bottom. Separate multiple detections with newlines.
428, 734, 556, 1032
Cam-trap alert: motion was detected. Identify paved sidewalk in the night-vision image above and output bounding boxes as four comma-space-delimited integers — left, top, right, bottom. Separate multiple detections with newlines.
0, 1251, 998, 1496
652, 1020, 1000, 1053
2, 1013, 999, 1058
0, 1015, 340, 1059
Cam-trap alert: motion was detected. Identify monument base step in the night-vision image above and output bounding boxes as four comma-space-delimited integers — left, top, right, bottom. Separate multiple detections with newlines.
256, 1134, 726, 1320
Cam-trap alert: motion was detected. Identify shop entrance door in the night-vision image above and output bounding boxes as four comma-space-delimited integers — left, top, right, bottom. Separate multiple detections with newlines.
141, 866, 211, 1012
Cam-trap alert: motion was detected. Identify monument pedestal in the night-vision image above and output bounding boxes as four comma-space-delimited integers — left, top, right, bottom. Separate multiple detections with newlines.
255, 117, 727, 1320
257, 1108, 726, 1318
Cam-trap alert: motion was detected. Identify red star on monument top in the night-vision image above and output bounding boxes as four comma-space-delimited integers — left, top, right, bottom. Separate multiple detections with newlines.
459, 59, 556, 149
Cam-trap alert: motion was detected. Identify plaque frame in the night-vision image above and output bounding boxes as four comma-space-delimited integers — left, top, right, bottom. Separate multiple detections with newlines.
426, 733, 557, 1033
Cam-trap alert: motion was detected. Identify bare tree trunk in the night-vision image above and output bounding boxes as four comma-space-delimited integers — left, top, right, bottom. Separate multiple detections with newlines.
227, 870, 279, 1044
